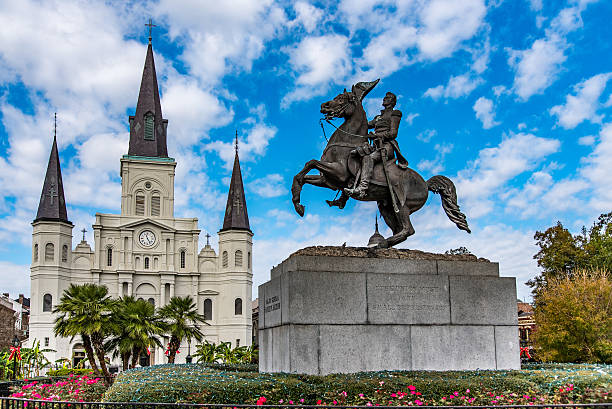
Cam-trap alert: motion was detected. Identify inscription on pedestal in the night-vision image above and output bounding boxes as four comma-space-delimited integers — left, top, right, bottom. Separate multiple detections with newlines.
367, 274, 450, 324
265, 295, 281, 313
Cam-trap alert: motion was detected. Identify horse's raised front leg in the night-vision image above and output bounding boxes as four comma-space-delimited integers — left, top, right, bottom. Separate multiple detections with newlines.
292, 159, 345, 216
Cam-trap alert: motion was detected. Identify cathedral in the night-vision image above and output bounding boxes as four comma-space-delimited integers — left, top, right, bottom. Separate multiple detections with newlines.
28, 37, 253, 366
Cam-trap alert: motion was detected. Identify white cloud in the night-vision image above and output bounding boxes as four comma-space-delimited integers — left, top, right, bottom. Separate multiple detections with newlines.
508, 1, 596, 100
473, 96, 500, 129
528, 0, 543, 12
0, 261, 30, 299
580, 122, 612, 211
416, 0, 487, 60
249, 174, 287, 198
417, 143, 453, 173
156, 0, 286, 86
508, 35, 567, 101
456, 132, 561, 218
291, 2, 324, 33
416, 129, 437, 143
282, 34, 351, 106
405, 113, 420, 125
424, 73, 483, 100
550, 72, 612, 129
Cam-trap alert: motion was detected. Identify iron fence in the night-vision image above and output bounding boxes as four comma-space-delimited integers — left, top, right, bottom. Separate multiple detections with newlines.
1, 398, 610, 409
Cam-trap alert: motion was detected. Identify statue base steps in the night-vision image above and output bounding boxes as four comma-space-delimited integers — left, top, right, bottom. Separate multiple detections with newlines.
258, 246, 520, 374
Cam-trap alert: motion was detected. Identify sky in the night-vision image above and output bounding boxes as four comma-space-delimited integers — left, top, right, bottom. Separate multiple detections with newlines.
0, 0, 611, 303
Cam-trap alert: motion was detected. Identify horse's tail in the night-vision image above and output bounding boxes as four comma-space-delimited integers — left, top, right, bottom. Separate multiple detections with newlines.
427, 175, 471, 233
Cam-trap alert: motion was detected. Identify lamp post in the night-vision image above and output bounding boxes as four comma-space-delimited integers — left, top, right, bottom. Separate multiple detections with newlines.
11, 335, 20, 380
185, 341, 192, 364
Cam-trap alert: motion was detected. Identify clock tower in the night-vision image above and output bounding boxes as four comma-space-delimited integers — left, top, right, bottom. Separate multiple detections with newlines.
29, 32, 252, 367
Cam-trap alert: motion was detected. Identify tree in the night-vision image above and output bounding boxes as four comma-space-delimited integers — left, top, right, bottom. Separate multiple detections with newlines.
106, 297, 164, 370
528, 212, 612, 300
194, 340, 218, 363
54, 283, 117, 384
157, 296, 207, 363
532, 269, 612, 363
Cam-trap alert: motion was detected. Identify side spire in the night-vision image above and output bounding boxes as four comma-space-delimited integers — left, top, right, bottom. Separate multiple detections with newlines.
221, 133, 251, 232
35, 113, 70, 224
128, 20, 168, 158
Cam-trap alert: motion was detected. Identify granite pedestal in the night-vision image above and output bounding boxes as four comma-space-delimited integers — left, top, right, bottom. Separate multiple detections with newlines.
258, 246, 520, 374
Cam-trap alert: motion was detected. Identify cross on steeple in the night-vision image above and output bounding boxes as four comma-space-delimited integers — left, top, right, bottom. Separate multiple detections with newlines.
54, 112, 57, 140
47, 182, 58, 205
205, 233, 211, 246
81, 228, 87, 242
234, 130, 239, 154
145, 18, 157, 44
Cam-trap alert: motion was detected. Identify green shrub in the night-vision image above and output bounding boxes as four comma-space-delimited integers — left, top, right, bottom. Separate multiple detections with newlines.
102, 363, 612, 404
47, 368, 94, 376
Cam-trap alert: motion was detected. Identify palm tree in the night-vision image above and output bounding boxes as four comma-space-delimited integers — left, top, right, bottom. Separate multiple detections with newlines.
194, 340, 218, 363
54, 283, 117, 384
106, 297, 164, 370
157, 296, 207, 363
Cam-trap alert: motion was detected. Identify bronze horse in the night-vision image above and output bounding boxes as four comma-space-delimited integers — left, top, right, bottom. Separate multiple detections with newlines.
291, 80, 470, 248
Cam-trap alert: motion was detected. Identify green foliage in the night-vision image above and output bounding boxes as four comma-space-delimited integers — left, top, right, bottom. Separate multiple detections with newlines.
157, 296, 207, 363
103, 363, 612, 404
193, 341, 258, 364
105, 296, 164, 370
54, 283, 118, 384
528, 212, 612, 299
47, 368, 94, 376
533, 269, 612, 363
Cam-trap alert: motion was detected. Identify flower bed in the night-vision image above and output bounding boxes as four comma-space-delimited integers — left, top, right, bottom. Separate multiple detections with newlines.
10, 374, 107, 402
103, 363, 611, 405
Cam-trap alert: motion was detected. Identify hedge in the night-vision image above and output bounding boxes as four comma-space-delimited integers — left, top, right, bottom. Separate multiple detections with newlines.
103, 363, 612, 405
47, 368, 94, 376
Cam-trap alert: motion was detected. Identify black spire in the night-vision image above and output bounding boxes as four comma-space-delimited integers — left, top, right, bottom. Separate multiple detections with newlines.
128, 27, 168, 158
367, 213, 384, 248
221, 136, 251, 232
35, 114, 70, 224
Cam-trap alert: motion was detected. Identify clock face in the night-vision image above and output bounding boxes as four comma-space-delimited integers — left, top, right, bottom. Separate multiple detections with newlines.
139, 230, 156, 247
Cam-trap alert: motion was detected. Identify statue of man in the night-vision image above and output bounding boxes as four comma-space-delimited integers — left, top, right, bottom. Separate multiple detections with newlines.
344, 92, 408, 198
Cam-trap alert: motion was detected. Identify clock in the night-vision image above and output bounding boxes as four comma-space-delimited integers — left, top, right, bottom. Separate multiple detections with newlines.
138, 230, 156, 247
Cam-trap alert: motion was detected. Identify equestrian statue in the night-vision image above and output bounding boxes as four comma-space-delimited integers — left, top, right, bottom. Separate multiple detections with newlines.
291, 79, 471, 248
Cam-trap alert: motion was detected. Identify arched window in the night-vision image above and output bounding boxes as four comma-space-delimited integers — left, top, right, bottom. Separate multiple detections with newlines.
33, 244, 38, 262
122, 282, 128, 296
107, 247, 113, 267
235, 250, 243, 267
234, 298, 243, 315
144, 257, 150, 269
147, 298, 155, 307
151, 194, 160, 217
248, 251, 251, 269
135, 194, 145, 216
43, 294, 52, 312
62, 245, 68, 262
204, 299, 212, 320
45, 243, 54, 262
180, 250, 186, 269
222, 251, 228, 267
144, 112, 155, 140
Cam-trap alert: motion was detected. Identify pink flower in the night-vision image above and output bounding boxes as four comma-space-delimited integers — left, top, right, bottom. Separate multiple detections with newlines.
379, 381, 384, 386
332, 401, 337, 405
256, 396, 266, 406
317, 400, 322, 405
289, 401, 293, 405
415, 399, 423, 406
279, 400, 284, 404
340, 391, 347, 397
491, 400, 497, 404
441, 397, 446, 401
359, 394, 365, 399
407, 385, 416, 391
390, 393, 397, 398
299, 399, 304, 403
366, 402, 372, 407
466, 389, 470, 393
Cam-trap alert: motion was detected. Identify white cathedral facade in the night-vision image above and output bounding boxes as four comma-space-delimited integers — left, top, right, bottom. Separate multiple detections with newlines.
28, 38, 253, 367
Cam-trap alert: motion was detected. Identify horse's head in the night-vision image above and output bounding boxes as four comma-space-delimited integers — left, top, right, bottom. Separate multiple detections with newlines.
320, 89, 357, 120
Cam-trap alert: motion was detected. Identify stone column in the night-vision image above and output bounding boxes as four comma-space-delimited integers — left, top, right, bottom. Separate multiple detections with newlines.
170, 283, 175, 298
127, 282, 133, 297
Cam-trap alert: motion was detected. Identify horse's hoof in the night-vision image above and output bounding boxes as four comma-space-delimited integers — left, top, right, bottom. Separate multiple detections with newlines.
295, 203, 305, 217
376, 239, 389, 249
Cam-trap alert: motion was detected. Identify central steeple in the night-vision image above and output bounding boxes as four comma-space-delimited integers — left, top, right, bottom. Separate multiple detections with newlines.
221, 134, 251, 232
128, 33, 168, 158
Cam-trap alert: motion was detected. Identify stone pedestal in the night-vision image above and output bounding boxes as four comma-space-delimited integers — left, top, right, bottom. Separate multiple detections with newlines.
258, 247, 520, 374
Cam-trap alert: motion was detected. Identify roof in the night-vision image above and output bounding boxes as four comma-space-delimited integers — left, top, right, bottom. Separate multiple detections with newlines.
220, 150, 251, 232
127, 41, 168, 158
34, 135, 70, 224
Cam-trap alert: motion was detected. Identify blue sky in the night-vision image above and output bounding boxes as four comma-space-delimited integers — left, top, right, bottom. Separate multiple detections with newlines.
0, 0, 611, 302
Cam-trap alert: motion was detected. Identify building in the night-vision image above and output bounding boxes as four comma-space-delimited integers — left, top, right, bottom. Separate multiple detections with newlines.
518, 301, 535, 360
0, 293, 30, 348
28, 36, 253, 366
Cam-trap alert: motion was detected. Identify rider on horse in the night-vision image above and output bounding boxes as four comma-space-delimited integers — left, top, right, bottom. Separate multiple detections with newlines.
344, 92, 409, 199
